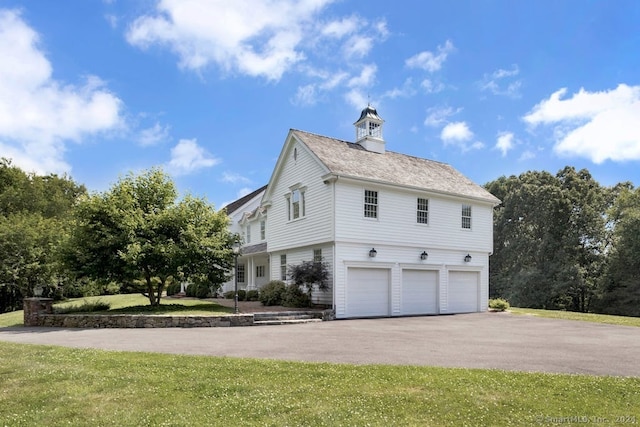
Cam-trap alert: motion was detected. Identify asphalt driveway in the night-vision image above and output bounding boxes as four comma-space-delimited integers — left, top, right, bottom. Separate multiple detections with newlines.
1, 312, 638, 377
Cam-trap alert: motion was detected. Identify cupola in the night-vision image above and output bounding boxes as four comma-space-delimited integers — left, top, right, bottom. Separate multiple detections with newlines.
354, 105, 385, 153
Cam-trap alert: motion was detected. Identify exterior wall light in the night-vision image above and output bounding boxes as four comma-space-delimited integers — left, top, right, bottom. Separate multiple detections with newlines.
369, 248, 377, 258
464, 254, 472, 263
420, 251, 428, 260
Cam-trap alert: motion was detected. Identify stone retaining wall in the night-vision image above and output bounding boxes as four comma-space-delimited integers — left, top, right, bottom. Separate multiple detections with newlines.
23, 298, 335, 328
37, 313, 255, 328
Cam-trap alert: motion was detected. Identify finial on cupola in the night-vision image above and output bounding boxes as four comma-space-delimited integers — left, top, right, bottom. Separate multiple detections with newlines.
354, 105, 385, 154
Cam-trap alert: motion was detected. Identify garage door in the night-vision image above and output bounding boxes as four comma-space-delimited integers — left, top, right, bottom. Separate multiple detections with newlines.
346, 268, 390, 317
448, 271, 479, 313
402, 270, 438, 315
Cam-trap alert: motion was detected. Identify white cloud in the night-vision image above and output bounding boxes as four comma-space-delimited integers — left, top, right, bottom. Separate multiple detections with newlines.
424, 106, 459, 127
126, 0, 337, 81
167, 139, 220, 175
347, 64, 377, 88
480, 65, 521, 98
321, 16, 361, 38
344, 89, 368, 109
405, 40, 454, 73
421, 79, 445, 94
519, 150, 536, 161
0, 9, 123, 174
523, 84, 640, 163
495, 132, 514, 157
383, 78, 416, 99
221, 171, 251, 184
138, 122, 170, 146
440, 121, 483, 152
441, 122, 473, 142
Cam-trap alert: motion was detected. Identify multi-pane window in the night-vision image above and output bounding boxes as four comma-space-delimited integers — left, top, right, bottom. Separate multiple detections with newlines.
260, 220, 266, 240
256, 265, 265, 278
417, 198, 429, 224
246, 225, 251, 243
462, 204, 472, 229
280, 255, 287, 280
368, 121, 381, 138
313, 249, 322, 263
236, 264, 245, 283
364, 190, 378, 218
287, 189, 305, 220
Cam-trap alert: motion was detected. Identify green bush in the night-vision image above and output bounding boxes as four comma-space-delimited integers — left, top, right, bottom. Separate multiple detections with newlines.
54, 300, 111, 314
282, 283, 311, 308
259, 280, 286, 306
246, 289, 260, 301
489, 298, 510, 311
237, 289, 246, 301
186, 283, 211, 299
223, 290, 235, 299
166, 282, 181, 296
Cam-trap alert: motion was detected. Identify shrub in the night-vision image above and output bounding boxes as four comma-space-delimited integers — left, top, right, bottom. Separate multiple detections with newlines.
186, 283, 211, 299
246, 289, 260, 301
237, 290, 246, 301
489, 298, 510, 311
166, 282, 181, 296
282, 284, 311, 308
55, 300, 111, 314
223, 290, 235, 299
259, 280, 286, 306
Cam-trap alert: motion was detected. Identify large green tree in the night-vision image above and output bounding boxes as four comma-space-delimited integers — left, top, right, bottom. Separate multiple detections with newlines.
598, 185, 640, 316
486, 167, 608, 312
63, 168, 235, 306
0, 159, 85, 311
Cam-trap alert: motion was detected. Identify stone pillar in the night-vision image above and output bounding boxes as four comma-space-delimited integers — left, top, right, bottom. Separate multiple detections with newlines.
23, 298, 53, 326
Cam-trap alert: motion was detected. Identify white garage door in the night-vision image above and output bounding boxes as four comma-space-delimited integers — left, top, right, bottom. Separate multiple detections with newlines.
346, 268, 390, 317
402, 270, 438, 315
448, 271, 479, 313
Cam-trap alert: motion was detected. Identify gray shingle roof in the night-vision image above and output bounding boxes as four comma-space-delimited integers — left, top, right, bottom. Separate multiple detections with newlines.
292, 129, 500, 204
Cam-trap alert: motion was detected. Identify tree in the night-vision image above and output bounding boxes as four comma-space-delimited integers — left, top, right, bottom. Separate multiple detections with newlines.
486, 167, 608, 312
598, 186, 640, 316
63, 168, 236, 306
287, 259, 330, 302
0, 159, 86, 311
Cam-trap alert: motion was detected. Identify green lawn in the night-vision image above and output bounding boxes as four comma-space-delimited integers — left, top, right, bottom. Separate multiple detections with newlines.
0, 342, 638, 426
0, 294, 233, 328
509, 307, 640, 327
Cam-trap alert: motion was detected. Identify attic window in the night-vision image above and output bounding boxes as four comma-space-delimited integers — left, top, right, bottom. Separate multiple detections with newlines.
462, 204, 472, 229
364, 189, 378, 219
286, 186, 306, 221
417, 198, 429, 224
294, 147, 297, 160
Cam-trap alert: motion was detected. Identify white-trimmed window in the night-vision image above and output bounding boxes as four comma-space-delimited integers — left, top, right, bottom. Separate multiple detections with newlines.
417, 198, 429, 224
260, 220, 266, 240
246, 225, 251, 243
364, 190, 378, 218
236, 264, 245, 283
462, 204, 472, 229
256, 265, 265, 278
280, 255, 287, 280
313, 249, 322, 263
286, 187, 306, 221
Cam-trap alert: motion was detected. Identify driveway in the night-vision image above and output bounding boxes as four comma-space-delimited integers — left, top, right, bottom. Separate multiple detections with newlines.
1, 312, 638, 377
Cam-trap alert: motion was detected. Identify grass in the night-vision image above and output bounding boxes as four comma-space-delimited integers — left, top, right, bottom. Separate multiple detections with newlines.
509, 307, 640, 327
0, 294, 233, 328
0, 342, 638, 426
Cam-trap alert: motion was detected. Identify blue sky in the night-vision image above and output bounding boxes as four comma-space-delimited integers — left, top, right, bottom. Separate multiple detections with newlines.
1, 1, 639, 208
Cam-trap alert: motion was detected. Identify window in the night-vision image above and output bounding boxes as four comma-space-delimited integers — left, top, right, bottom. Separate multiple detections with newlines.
280, 255, 287, 280
260, 220, 266, 240
286, 188, 305, 220
313, 249, 322, 263
364, 190, 378, 218
256, 265, 265, 278
236, 264, 245, 283
368, 121, 381, 138
462, 204, 472, 229
246, 225, 251, 243
417, 198, 429, 224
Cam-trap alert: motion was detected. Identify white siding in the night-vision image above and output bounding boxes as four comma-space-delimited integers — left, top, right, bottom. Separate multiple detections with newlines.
266, 139, 334, 252
334, 181, 494, 253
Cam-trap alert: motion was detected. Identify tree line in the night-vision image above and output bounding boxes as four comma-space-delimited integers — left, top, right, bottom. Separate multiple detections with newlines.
0, 159, 235, 312
486, 166, 639, 317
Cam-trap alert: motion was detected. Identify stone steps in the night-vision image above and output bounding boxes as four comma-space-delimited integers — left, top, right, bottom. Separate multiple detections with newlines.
253, 311, 324, 325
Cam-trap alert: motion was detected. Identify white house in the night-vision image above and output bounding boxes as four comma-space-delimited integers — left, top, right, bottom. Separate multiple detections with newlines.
223, 106, 500, 318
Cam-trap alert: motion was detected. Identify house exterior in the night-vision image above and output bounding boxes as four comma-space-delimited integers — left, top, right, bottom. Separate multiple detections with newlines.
223, 106, 500, 318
